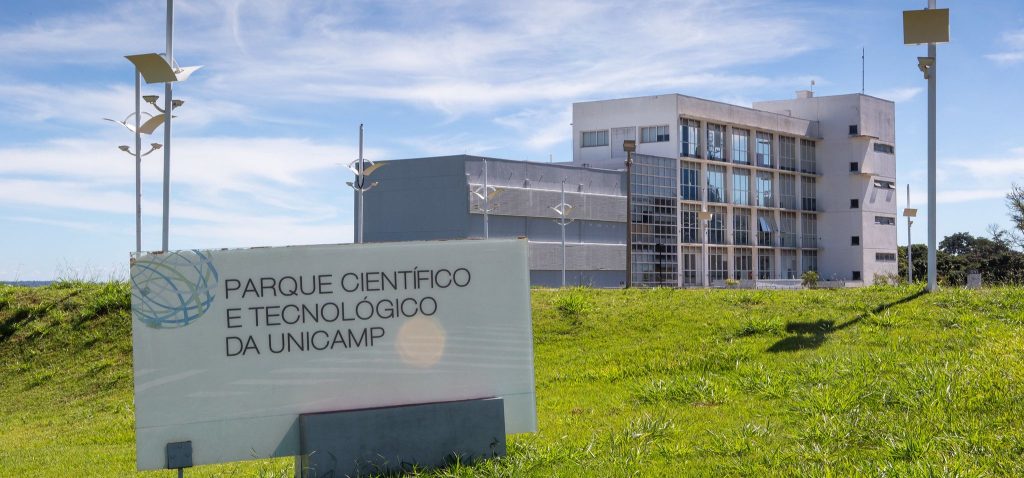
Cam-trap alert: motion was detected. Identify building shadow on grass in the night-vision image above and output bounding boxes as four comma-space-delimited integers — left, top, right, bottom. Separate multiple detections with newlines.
767, 288, 927, 353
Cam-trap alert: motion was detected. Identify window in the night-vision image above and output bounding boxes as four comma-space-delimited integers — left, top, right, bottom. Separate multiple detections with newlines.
800, 139, 817, 174
850, 199, 860, 208
707, 165, 726, 203
708, 206, 727, 244
709, 247, 729, 281
874, 143, 895, 154
734, 208, 751, 245
779, 136, 797, 171
801, 177, 817, 211
758, 250, 775, 279
582, 130, 608, 147
756, 172, 774, 207
641, 125, 670, 143
732, 169, 750, 205
779, 174, 797, 209
876, 252, 897, 262
875, 216, 896, 225
801, 213, 817, 248
758, 211, 775, 246
732, 128, 749, 164
680, 119, 700, 157
706, 123, 726, 161
680, 161, 701, 201
802, 250, 818, 274
850, 162, 860, 172
780, 212, 797, 247
680, 203, 699, 244
851, 236, 860, 246
849, 125, 859, 135
781, 250, 798, 279
874, 179, 896, 189
756, 132, 773, 167
734, 248, 753, 280
681, 247, 699, 286
852, 270, 862, 281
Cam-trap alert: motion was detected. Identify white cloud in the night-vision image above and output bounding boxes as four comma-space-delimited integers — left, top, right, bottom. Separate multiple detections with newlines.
936, 189, 1008, 204
874, 87, 922, 103
986, 30, 1024, 65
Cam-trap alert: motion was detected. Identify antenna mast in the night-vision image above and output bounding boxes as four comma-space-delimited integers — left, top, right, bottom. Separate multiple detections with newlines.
862, 47, 866, 94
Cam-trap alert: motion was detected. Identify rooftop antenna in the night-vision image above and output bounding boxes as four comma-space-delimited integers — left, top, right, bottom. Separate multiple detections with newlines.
862, 47, 866, 94
810, 79, 815, 93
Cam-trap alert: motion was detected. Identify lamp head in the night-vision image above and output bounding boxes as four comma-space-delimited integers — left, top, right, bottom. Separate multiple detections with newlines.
150, 143, 163, 150
622, 139, 636, 153
171, 99, 185, 109
698, 211, 714, 221
903, 208, 918, 217
143, 95, 159, 104
118, 145, 130, 152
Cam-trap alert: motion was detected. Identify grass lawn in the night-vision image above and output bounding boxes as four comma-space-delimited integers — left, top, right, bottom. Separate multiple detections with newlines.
2, 282, 1024, 476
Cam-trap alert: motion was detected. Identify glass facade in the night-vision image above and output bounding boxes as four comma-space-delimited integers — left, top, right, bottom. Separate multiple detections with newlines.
756, 172, 774, 207
706, 123, 726, 161
734, 248, 753, 280
756, 132, 773, 167
680, 203, 699, 244
641, 125, 670, 143
582, 130, 608, 147
779, 136, 797, 171
801, 213, 817, 248
779, 174, 797, 209
800, 139, 817, 174
733, 208, 751, 245
732, 169, 750, 205
757, 211, 775, 246
732, 128, 749, 164
631, 154, 678, 286
681, 247, 699, 286
802, 250, 818, 273
709, 247, 729, 281
758, 249, 775, 279
780, 212, 797, 248
680, 119, 700, 158
707, 165, 726, 203
801, 177, 817, 211
780, 250, 798, 279
708, 206, 727, 244
680, 161, 701, 201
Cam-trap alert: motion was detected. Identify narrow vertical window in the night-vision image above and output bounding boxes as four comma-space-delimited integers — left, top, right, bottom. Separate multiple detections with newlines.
679, 119, 700, 157
756, 132, 773, 168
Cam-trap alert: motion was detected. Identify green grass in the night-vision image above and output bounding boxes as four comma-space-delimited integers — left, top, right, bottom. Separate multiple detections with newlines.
3, 283, 1024, 476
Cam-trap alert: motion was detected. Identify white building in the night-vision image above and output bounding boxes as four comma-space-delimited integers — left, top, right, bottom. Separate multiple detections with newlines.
572, 91, 898, 285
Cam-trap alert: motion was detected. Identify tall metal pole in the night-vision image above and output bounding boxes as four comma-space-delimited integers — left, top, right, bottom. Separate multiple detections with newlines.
161, 0, 173, 253
561, 179, 567, 287
907, 184, 913, 283
702, 219, 709, 287
926, 0, 938, 291
357, 124, 364, 244
483, 160, 489, 239
134, 68, 142, 254
625, 153, 633, 288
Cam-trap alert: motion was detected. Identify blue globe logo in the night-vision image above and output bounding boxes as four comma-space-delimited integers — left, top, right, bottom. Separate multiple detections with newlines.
131, 250, 219, 329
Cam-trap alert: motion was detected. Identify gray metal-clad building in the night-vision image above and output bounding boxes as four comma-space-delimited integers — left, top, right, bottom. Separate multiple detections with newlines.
361, 155, 628, 287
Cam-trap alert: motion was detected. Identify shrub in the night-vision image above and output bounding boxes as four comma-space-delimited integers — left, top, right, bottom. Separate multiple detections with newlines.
801, 271, 819, 289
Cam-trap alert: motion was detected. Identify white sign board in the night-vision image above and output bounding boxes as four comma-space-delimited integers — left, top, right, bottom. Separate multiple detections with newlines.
130, 239, 536, 470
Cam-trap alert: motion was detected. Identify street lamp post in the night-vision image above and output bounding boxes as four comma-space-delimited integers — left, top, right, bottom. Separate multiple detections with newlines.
470, 160, 500, 239
699, 208, 713, 287
344, 124, 380, 244
551, 179, 575, 288
904, 1, 949, 292
623, 140, 636, 288
903, 183, 918, 283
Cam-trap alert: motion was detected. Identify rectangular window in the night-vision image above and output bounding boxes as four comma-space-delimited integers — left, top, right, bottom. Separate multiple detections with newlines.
680, 161, 701, 201
850, 199, 860, 208
732, 169, 750, 205
707, 165, 726, 203
757, 211, 775, 246
734, 208, 751, 245
758, 249, 775, 280
706, 123, 726, 161
681, 247, 699, 286
849, 125, 859, 135
756, 132, 773, 167
874, 179, 896, 189
801, 177, 817, 211
680, 119, 700, 157
800, 139, 817, 174
779, 136, 797, 171
802, 250, 818, 274
732, 128, 749, 164
734, 248, 753, 280
876, 252, 897, 262
779, 174, 797, 209
756, 172, 774, 207
709, 247, 729, 282
680, 203, 699, 244
582, 130, 608, 147
852, 270, 862, 281
851, 236, 860, 246
874, 143, 895, 154
780, 212, 797, 247
801, 213, 817, 248
781, 250, 798, 279
708, 206, 727, 244
875, 216, 896, 225
641, 125, 670, 143
850, 162, 860, 172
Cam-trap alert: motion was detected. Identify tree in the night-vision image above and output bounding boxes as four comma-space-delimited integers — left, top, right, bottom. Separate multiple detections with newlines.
1008, 183, 1024, 235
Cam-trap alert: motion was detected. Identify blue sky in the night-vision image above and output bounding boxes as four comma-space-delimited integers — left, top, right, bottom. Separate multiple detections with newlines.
1, 0, 1022, 280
